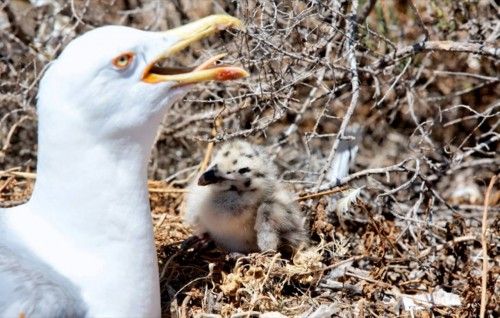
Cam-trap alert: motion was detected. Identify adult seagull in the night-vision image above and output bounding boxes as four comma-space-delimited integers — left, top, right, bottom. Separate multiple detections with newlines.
0, 15, 248, 317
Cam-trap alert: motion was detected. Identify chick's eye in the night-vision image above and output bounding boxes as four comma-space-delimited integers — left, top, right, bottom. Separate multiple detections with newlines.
112, 52, 134, 69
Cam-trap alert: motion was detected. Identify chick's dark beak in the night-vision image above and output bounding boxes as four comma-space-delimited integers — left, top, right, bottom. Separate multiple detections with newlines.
198, 167, 225, 186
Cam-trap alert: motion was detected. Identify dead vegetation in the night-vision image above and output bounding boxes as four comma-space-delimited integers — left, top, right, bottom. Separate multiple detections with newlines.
1, 0, 499, 317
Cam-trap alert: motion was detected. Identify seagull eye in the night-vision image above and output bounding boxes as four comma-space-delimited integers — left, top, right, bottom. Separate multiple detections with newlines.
112, 52, 134, 69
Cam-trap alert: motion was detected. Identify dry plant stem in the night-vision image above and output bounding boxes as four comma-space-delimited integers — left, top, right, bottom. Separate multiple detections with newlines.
432, 70, 499, 81
3, 3, 30, 44
357, 0, 377, 24
319, 280, 362, 294
426, 79, 499, 102
0, 176, 15, 193
70, 0, 88, 26
180, 294, 190, 318
407, 0, 429, 40
480, 175, 497, 318
418, 235, 477, 259
375, 58, 411, 108
160, 248, 185, 281
2, 116, 32, 152
153, 213, 167, 231
297, 185, 349, 201
313, 158, 411, 192
313, 255, 366, 274
199, 125, 218, 173
443, 103, 499, 128
407, 90, 434, 147
148, 188, 187, 194
458, 134, 500, 160
345, 271, 394, 290
378, 158, 419, 198
374, 41, 500, 69
448, 158, 500, 173
314, 0, 360, 191
0, 170, 36, 179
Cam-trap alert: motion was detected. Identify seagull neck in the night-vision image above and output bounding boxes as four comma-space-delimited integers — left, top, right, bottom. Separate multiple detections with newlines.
29, 124, 156, 232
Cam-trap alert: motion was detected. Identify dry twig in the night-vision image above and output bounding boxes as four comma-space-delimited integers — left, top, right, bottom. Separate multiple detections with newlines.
480, 175, 498, 318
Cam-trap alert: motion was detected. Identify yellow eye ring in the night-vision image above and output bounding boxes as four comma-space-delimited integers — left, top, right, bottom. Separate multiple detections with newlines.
112, 52, 134, 69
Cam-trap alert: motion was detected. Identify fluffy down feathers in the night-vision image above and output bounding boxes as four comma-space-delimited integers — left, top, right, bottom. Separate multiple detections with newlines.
185, 140, 307, 253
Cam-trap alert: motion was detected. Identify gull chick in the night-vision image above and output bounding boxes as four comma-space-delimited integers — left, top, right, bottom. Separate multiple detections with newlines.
185, 140, 307, 253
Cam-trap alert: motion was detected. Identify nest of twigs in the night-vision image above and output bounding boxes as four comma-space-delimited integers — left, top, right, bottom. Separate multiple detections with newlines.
1, 0, 499, 317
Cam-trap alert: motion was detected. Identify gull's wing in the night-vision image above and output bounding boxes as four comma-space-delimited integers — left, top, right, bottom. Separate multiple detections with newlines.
0, 209, 88, 318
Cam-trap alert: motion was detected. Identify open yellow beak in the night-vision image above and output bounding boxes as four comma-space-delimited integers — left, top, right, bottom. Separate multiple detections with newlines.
142, 15, 249, 85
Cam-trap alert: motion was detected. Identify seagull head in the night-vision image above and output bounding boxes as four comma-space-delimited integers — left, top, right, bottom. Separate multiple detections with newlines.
37, 15, 248, 140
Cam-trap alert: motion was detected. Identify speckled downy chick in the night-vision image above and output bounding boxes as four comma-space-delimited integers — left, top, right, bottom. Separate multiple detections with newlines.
184, 140, 307, 253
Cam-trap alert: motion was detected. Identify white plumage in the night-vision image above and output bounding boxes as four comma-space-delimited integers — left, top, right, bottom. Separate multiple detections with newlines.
0, 15, 247, 317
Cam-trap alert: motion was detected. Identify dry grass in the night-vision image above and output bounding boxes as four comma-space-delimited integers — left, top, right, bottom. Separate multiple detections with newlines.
1, 0, 499, 317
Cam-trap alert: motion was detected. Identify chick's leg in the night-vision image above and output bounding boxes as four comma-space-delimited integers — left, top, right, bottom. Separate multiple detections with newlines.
181, 232, 214, 251
255, 203, 280, 251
